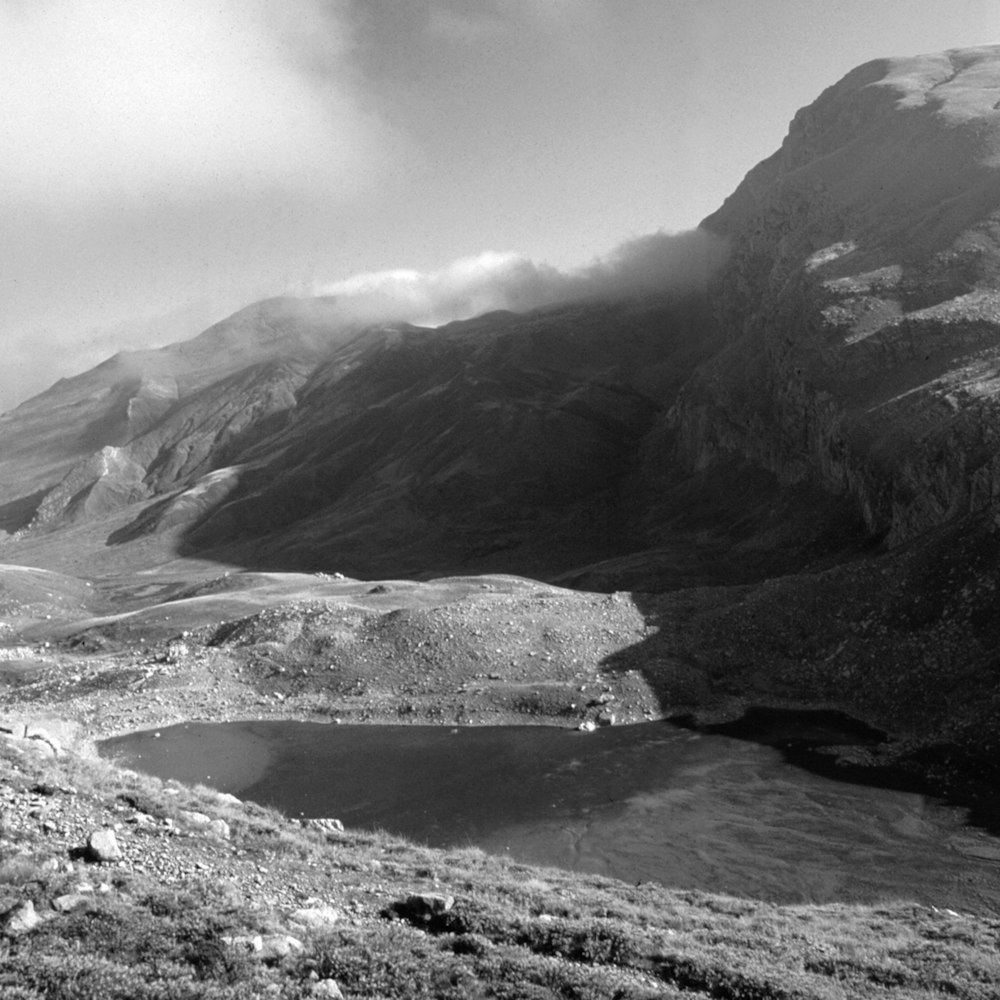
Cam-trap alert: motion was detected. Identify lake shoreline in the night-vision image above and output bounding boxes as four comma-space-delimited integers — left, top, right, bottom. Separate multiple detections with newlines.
100, 714, 1000, 915
6, 625, 999, 839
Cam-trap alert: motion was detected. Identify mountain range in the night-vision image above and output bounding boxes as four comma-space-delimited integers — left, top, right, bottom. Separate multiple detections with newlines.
4, 45, 1000, 785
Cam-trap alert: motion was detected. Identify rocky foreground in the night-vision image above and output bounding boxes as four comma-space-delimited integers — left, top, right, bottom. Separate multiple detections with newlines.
3, 707, 1000, 999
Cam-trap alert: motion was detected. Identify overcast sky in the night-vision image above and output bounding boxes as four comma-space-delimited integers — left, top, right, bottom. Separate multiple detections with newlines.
1, 0, 998, 409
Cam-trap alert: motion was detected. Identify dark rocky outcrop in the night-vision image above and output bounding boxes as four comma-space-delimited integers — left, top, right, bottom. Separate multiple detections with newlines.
667, 46, 1000, 548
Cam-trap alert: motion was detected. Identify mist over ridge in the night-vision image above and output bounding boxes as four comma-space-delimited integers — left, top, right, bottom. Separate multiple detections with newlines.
0, 225, 728, 415
309, 227, 729, 329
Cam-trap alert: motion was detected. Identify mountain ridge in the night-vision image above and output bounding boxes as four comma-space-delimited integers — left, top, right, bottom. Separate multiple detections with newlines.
650, 47, 1000, 566
2, 45, 1000, 773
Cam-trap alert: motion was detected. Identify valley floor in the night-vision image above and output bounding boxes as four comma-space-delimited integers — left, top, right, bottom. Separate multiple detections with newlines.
3, 562, 1000, 996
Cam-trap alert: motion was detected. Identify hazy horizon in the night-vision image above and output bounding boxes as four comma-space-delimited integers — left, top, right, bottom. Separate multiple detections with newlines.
2, 0, 998, 410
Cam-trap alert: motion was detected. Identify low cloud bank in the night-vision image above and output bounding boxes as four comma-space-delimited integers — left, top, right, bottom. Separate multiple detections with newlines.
0, 0, 376, 208
314, 228, 728, 328
1, 228, 727, 413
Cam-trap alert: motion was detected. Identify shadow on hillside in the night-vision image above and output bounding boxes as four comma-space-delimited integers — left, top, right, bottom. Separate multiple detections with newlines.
0, 488, 49, 534
597, 579, 1000, 835
104, 297, 721, 576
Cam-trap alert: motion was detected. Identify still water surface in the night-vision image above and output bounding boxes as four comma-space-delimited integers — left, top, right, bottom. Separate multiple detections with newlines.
101, 719, 1000, 914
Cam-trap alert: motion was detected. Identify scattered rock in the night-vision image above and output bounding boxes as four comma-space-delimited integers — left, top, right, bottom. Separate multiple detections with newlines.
288, 904, 342, 932
392, 892, 455, 925
178, 810, 231, 840
1, 900, 40, 935
577, 719, 597, 732
208, 818, 231, 840
597, 710, 616, 727
223, 932, 304, 962
305, 817, 345, 834
312, 980, 346, 999
259, 933, 304, 961
51, 893, 91, 914
164, 640, 190, 662
224, 934, 263, 953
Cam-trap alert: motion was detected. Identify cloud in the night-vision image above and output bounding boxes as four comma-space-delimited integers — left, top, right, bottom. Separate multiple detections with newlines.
0, 0, 395, 411
0, 2, 727, 414
425, 0, 589, 40
0, 0, 380, 210
313, 228, 729, 326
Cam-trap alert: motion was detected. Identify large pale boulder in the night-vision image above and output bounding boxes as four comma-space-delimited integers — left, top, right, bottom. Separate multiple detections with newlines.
288, 904, 342, 932
85, 829, 122, 863
1, 900, 41, 935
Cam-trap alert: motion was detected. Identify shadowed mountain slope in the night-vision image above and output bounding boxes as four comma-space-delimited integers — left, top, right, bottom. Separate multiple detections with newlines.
0, 294, 734, 580
3, 46, 1000, 594
670, 46, 1000, 547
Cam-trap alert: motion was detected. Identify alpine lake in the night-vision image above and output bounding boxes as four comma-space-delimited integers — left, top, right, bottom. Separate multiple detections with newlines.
102, 709, 1000, 915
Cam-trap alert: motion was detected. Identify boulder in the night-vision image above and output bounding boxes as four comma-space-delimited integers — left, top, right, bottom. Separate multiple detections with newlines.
179, 810, 231, 840
164, 640, 190, 662
223, 933, 304, 962
208, 818, 231, 840
85, 829, 122, 863
288, 904, 342, 932
392, 892, 455, 925
223, 934, 263, 954
51, 893, 91, 914
178, 809, 211, 829
1, 900, 40, 935
312, 980, 346, 998
305, 817, 345, 835
259, 934, 304, 961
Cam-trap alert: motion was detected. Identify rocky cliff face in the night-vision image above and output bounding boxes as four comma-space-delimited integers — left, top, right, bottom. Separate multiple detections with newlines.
669, 47, 1000, 546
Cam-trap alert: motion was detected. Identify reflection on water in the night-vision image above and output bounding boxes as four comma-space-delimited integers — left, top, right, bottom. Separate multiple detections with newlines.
101, 719, 1000, 915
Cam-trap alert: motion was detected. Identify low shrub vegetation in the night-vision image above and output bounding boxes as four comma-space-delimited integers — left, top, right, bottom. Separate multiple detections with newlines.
1, 739, 998, 998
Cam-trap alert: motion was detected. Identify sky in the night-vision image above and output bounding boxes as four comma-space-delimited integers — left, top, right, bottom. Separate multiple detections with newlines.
1, 0, 998, 409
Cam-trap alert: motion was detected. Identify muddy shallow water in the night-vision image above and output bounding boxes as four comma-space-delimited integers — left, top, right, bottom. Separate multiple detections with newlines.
101, 716, 1000, 914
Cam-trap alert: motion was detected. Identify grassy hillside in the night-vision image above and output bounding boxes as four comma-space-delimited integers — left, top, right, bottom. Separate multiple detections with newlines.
2, 737, 999, 999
